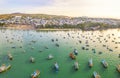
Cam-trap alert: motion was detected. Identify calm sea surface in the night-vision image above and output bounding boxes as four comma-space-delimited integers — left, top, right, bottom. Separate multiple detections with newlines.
0, 28, 120, 78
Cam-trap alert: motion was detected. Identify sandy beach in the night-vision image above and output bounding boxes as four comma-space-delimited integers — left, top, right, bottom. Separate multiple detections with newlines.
4, 24, 35, 30
1, 24, 119, 31
2, 24, 81, 31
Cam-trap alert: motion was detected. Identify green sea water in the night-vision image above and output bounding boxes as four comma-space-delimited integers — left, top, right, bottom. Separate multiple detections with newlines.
0, 28, 120, 78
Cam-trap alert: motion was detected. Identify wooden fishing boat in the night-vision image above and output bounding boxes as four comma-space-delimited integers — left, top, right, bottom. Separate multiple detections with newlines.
0, 64, 11, 73
8, 53, 13, 60
93, 71, 101, 78
89, 58, 93, 68
47, 54, 53, 60
117, 64, 120, 72
30, 57, 35, 63
74, 61, 79, 70
31, 70, 40, 78
69, 53, 76, 59
101, 59, 108, 68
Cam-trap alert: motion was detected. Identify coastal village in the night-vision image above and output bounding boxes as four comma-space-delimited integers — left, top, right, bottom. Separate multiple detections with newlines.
0, 14, 120, 30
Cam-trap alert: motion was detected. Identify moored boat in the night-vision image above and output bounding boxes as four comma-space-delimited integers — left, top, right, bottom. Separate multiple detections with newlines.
47, 54, 53, 60
116, 64, 120, 72
0, 64, 11, 73
31, 70, 40, 78
8, 53, 13, 60
74, 61, 79, 70
69, 53, 76, 59
54, 62, 59, 72
89, 58, 93, 68
73, 49, 78, 55
93, 71, 101, 78
101, 59, 108, 68
30, 57, 35, 63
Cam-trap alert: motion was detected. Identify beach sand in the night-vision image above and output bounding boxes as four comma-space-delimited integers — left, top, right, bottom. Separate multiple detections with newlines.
5, 24, 35, 30
3, 24, 81, 31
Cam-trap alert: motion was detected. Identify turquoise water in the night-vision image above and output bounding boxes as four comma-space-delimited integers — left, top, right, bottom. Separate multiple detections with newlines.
0, 28, 120, 78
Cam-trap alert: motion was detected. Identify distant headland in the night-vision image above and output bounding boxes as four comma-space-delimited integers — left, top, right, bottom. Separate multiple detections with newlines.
0, 13, 120, 30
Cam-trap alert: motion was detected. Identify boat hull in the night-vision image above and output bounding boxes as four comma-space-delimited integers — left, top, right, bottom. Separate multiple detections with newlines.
0, 65, 11, 73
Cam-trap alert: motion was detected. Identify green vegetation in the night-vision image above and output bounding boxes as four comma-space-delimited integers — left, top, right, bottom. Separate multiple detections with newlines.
35, 22, 118, 30
0, 23, 5, 27
0, 13, 68, 19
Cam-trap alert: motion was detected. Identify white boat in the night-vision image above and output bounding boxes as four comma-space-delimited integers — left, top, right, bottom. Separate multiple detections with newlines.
54, 62, 59, 71
74, 49, 78, 55
47, 54, 53, 60
89, 58, 93, 68
93, 71, 100, 78
8, 53, 13, 60
0, 64, 11, 73
74, 61, 79, 70
30, 57, 35, 63
101, 59, 108, 68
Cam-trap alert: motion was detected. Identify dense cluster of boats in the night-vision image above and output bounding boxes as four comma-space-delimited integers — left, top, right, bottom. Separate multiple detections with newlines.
30, 49, 119, 78
0, 26, 120, 78
0, 47, 119, 78
0, 48, 120, 78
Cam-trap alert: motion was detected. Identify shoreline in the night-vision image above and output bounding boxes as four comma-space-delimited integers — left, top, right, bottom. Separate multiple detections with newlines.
0, 24, 120, 31
0, 24, 35, 30
36, 28, 81, 31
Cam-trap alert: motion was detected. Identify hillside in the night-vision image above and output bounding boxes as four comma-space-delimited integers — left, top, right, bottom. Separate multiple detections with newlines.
0, 13, 70, 19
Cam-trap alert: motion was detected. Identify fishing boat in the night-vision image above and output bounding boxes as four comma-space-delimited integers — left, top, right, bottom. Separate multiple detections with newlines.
47, 54, 53, 60
101, 59, 108, 68
31, 40, 36, 43
74, 61, 79, 70
31, 70, 40, 78
73, 49, 78, 55
55, 43, 59, 47
0, 64, 11, 73
93, 71, 101, 78
69, 53, 76, 59
54, 62, 59, 72
30, 57, 35, 63
116, 64, 120, 72
89, 58, 93, 68
8, 53, 13, 60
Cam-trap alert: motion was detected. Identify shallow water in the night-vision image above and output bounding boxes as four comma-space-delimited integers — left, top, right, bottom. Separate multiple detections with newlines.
0, 28, 120, 78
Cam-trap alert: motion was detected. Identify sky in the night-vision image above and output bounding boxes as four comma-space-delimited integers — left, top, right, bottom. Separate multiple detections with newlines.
0, 0, 120, 18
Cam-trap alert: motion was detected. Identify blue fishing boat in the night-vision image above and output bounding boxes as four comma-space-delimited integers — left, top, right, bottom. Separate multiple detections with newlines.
54, 62, 59, 72
31, 70, 40, 78
73, 49, 78, 55
101, 59, 108, 68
